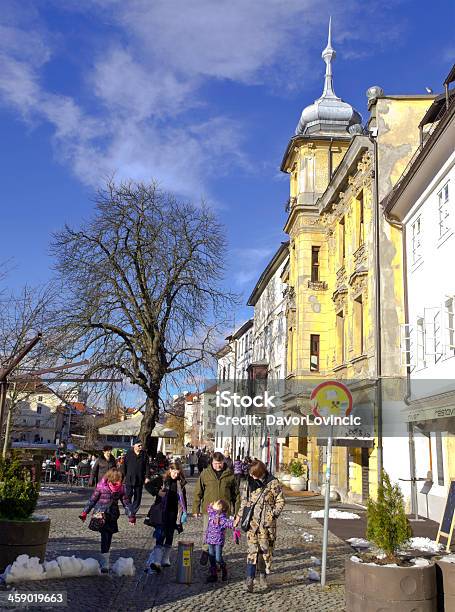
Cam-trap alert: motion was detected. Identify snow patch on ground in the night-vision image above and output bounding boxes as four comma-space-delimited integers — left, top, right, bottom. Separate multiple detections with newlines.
112, 557, 135, 576
308, 569, 320, 581
309, 509, 360, 519
299, 530, 314, 542
346, 537, 370, 548
406, 537, 443, 553
309, 556, 321, 565
350, 555, 361, 563
440, 555, 455, 563
2, 555, 101, 583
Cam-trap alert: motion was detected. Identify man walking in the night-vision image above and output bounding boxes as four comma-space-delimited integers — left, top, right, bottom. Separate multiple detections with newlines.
188, 450, 198, 476
89, 445, 117, 487
192, 451, 240, 566
121, 440, 150, 514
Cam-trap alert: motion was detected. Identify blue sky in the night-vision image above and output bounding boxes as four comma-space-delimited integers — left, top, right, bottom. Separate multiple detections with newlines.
1, 0, 454, 332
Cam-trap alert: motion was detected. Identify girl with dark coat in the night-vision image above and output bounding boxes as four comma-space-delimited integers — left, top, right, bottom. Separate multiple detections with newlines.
145, 462, 188, 573
79, 468, 135, 572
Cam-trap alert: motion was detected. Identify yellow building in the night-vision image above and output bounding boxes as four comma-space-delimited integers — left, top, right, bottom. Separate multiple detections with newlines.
281, 22, 434, 503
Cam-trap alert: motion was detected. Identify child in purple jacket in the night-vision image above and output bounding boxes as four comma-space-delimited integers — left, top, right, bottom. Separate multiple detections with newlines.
205, 499, 234, 583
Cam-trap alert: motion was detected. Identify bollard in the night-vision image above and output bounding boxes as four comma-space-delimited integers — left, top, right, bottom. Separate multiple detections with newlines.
176, 541, 194, 584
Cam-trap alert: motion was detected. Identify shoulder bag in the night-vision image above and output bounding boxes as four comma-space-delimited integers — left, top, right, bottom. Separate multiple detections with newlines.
240, 486, 267, 533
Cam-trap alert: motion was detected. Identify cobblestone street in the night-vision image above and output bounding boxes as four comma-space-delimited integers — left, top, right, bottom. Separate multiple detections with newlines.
0, 478, 355, 612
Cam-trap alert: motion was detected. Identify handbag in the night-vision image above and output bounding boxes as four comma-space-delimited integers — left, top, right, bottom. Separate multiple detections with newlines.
240, 487, 266, 533
144, 501, 164, 527
88, 511, 105, 532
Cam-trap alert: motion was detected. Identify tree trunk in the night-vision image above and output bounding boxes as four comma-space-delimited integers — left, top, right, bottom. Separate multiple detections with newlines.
140, 393, 160, 456
2, 408, 13, 459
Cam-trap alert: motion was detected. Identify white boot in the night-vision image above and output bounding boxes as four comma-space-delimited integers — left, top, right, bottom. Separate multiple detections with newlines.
150, 545, 164, 573
101, 552, 110, 574
162, 546, 172, 567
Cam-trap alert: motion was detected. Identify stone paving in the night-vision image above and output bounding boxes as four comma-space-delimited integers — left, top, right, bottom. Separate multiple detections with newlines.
1, 478, 355, 612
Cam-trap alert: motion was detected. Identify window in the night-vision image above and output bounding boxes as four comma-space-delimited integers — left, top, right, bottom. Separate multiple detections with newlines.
416, 316, 426, 368
310, 334, 320, 372
438, 182, 450, 237
37, 396, 43, 401
37, 405, 42, 414
411, 217, 422, 263
336, 310, 345, 364
339, 217, 346, 265
311, 246, 320, 282
428, 308, 442, 362
444, 297, 455, 357
357, 191, 364, 247
354, 296, 364, 355
264, 325, 271, 357
36, 420, 40, 427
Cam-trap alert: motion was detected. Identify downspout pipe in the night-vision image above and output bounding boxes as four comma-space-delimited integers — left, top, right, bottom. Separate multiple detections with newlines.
368, 133, 383, 483
384, 212, 418, 515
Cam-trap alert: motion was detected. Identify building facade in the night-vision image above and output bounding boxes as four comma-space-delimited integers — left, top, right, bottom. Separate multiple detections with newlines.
215, 320, 253, 457
386, 67, 455, 519
281, 22, 434, 503
247, 242, 289, 470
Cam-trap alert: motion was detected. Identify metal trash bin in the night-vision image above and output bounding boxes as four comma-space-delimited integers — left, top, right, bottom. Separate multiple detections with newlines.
176, 541, 194, 584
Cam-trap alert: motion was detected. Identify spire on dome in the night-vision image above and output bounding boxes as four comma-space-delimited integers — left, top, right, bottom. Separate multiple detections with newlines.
321, 17, 336, 98
294, 16, 362, 137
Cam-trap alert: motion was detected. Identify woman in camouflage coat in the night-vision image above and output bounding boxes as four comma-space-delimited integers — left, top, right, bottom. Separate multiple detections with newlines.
235, 459, 285, 592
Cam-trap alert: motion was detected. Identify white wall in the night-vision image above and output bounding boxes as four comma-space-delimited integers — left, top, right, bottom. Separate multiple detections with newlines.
402, 149, 455, 520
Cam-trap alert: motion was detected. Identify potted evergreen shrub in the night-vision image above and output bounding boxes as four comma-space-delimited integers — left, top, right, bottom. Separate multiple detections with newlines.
0, 457, 50, 573
345, 472, 437, 611
289, 459, 307, 491
279, 462, 291, 486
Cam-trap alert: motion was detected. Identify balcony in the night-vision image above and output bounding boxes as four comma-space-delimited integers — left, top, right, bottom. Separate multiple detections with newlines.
353, 243, 367, 267
307, 280, 328, 290
336, 266, 346, 285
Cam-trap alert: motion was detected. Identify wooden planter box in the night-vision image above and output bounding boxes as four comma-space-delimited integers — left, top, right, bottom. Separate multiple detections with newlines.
345, 558, 437, 611
0, 516, 50, 573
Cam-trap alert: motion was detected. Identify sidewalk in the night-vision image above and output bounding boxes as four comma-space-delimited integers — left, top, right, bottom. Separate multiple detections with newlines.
0, 478, 354, 612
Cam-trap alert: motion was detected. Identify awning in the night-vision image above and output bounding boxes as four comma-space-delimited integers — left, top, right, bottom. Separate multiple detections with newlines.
98, 414, 177, 438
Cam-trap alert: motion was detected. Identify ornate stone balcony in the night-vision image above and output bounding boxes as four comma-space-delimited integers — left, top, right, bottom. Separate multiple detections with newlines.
336, 265, 346, 285
353, 243, 367, 267
307, 280, 328, 290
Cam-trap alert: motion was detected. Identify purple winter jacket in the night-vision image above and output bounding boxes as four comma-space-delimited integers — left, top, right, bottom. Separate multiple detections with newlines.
233, 460, 243, 475
83, 479, 134, 519
204, 504, 234, 546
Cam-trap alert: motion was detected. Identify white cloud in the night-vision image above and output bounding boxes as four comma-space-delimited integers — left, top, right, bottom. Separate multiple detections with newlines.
0, 0, 406, 198
231, 247, 275, 286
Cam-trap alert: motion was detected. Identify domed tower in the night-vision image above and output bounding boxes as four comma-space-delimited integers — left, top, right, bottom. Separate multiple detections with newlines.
282, 18, 363, 210
282, 18, 362, 394
295, 18, 362, 137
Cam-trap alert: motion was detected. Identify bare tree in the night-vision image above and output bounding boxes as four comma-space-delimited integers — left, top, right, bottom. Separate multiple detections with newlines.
51, 180, 236, 453
0, 284, 64, 454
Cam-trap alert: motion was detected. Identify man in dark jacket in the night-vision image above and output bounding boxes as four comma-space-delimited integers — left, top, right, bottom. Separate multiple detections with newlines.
192, 451, 240, 566
121, 440, 150, 514
89, 445, 117, 487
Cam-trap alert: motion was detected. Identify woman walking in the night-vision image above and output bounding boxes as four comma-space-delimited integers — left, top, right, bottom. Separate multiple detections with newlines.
145, 462, 188, 573
79, 468, 136, 573
234, 459, 285, 592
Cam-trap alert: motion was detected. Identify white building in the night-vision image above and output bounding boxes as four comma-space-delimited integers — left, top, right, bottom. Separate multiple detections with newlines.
214, 320, 253, 457
10, 384, 64, 445
247, 242, 289, 469
386, 69, 455, 520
